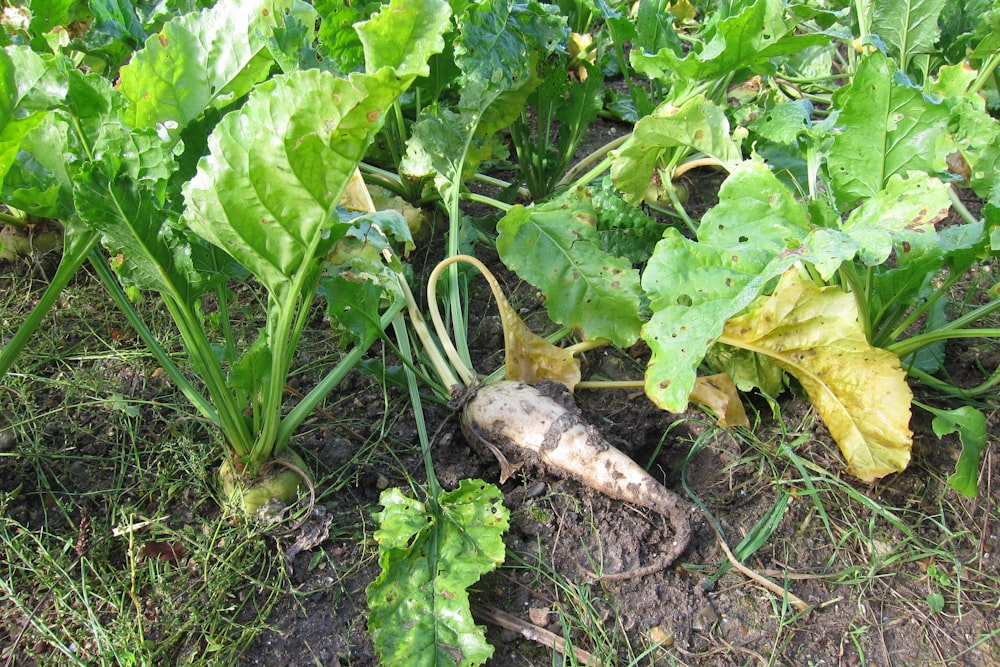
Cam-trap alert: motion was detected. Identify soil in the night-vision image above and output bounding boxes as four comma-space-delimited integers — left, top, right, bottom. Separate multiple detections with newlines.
1, 120, 999, 667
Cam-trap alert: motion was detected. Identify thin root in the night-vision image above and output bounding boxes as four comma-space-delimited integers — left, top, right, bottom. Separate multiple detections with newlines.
709, 516, 811, 614
583, 508, 692, 582
472, 602, 602, 666
259, 457, 316, 535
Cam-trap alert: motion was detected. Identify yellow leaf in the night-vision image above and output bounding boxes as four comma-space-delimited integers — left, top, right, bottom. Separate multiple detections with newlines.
340, 167, 376, 213
498, 287, 581, 390
689, 373, 750, 428
720, 269, 912, 482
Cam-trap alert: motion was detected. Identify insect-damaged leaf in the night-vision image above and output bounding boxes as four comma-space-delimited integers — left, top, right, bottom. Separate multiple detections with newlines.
720, 269, 912, 482
496, 187, 643, 347
367, 480, 509, 667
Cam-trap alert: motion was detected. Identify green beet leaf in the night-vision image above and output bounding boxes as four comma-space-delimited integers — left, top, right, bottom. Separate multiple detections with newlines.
610, 95, 742, 205
828, 50, 954, 208
367, 480, 509, 667
181, 67, 407, 301
871, 0, 948, 72
453, 0, 565, 88
841, 171, 951, 265
924, 405, 987, 498
117, 0, 312, 140
0, 49, 47, 185
356, 0, 451, 77
629, 0, 829, 89
496, 187, 643, 346
720, 269, 913, 482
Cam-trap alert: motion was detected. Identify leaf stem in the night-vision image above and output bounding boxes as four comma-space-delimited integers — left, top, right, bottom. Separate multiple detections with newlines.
89, 252, 218, 425
889, 325, 1000, 359
461, 191, 512, 212
559, 134, 631, 189
971, 50, 1000, 95
391, 314, 442, 498
393, 259, 464, 390
0, 210, 26, 225
428, 255, 512, 387
0, 230, 100, 378
948, 186, 981, 225
276, 299, 404, 446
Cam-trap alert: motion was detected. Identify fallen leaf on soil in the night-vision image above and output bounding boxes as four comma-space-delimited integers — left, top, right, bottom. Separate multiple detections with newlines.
282, 506, 333, 562
138, 541, 187, 563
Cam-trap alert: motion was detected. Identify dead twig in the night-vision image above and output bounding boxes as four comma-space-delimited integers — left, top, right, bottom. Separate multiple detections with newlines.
707, 517, 812, 614
471, 602, 601, 666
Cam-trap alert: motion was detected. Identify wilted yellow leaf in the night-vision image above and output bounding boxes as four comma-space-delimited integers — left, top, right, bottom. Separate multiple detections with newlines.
719, 268, 912, 482
690, 373, 750, 428
369, 184, 427, 239
498, 287, 581, 390
340, 167, 376, 213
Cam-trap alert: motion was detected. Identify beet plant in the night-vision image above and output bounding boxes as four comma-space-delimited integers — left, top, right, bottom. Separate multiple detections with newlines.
0, 0, 452, 513
3, 0, 999, 664
495, 4, 999, 494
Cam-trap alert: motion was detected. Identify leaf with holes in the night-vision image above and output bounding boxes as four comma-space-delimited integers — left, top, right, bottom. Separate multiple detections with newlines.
367, 480, 509, 667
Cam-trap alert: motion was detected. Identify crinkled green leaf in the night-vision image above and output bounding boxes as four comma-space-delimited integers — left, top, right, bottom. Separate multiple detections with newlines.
841, 172, 951, 265
589, 178, 664, 266
367, 480, 509, 667
402, 0, 560, 199
320, 210, 414, 340
0, 46, 70, 184
871, 0, 948, 71
634, 0, 683, 55
610, 95, 743, 205
28, 0, 91, 37
117, 0, 311, 138
314, 0, 383, 72
629, 0, 829, 85
320, 274, 390, 342
454, 0, 565, 88
748, 98, 814, 146
924, 405, 987, 498
89, 0, 147, 47
74, 149, 221, 300
403, 75, 538, 197
828, 50, 954, 208
496, 187, 643, 346
0, 51, 43, 185
721, 269, 912, 482
181, 67, 410, 300
357, 0, 451, 77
